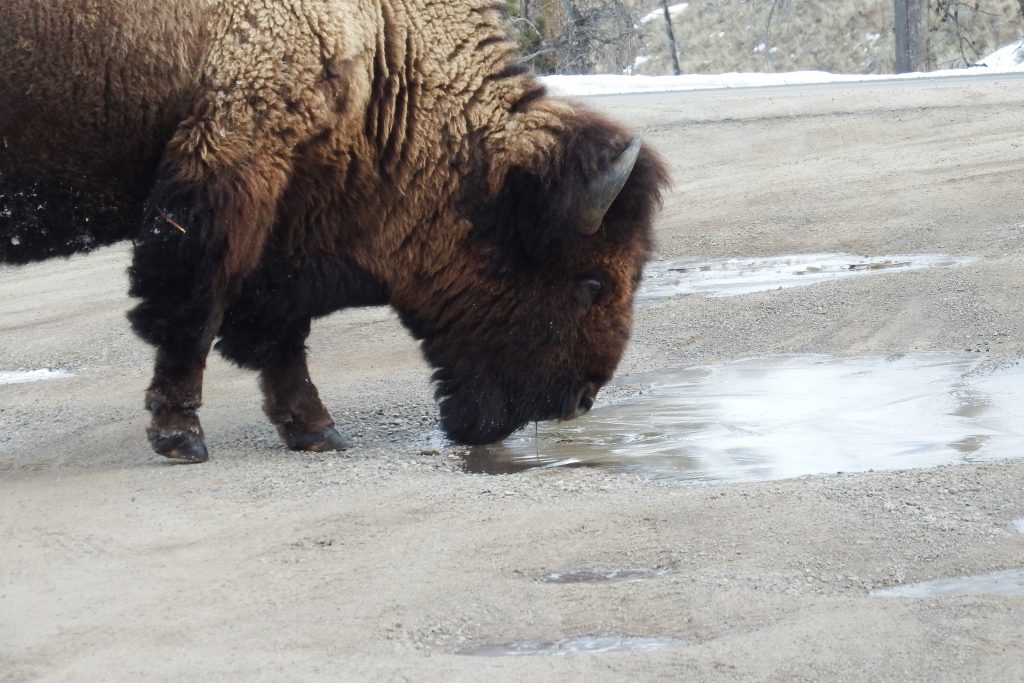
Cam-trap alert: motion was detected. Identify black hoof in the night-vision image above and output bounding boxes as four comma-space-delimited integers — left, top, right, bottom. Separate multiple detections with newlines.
148, 429, 210, 463
285, 425, 351, 452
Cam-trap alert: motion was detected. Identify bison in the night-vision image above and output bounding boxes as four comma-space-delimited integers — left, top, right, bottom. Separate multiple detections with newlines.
0, 0, 669, 462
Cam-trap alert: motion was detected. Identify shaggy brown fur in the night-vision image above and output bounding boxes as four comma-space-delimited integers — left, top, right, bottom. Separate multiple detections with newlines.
0, 0, 669, 461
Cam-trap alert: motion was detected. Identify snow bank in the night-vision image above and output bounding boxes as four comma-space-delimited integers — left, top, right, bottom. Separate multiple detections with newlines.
542, 41, 1024, 96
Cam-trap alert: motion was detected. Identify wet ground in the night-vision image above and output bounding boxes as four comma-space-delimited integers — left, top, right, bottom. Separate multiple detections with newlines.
468, 353, 1024, 481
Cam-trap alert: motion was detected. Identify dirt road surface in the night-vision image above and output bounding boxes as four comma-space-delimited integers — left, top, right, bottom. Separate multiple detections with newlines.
3, 75, 1024, 681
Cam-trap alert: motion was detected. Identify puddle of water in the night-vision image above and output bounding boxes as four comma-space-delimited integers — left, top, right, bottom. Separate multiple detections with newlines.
456, 635, 682, 657
638, 253, 975, 303
0, 369, 73, 385
1014, 519, 1024, 535
871, 570, 1024, 598
540, 567, 671, 584
467, 353, 1024, 482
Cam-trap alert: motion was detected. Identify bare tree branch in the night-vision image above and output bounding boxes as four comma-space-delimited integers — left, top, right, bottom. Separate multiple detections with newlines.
661, 1, 682, 75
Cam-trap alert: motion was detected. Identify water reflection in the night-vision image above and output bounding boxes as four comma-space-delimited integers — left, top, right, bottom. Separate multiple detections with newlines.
467, 354, 1024, 482
638, 253, 976, 303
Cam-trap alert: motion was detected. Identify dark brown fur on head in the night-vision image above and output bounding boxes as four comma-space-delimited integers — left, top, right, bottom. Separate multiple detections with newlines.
396, 109, 670, 444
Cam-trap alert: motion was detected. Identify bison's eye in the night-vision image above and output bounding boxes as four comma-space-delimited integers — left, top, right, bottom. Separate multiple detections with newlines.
575, 277, 604, 308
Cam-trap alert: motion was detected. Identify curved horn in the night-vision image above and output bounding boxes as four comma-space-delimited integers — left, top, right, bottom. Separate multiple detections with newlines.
577, 136, 643, 235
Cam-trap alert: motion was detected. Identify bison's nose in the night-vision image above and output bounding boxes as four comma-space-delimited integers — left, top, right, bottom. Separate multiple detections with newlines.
571, 382, 599, 419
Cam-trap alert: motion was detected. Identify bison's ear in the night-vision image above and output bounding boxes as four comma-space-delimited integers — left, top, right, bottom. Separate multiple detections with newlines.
479, 115, 646, 260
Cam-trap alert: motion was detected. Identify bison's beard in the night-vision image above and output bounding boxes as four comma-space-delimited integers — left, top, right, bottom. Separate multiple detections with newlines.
435, 371, 599, 445
438, 394, 521, 445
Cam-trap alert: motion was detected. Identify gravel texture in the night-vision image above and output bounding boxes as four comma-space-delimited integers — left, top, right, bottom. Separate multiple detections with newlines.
2, 75, 1024, 681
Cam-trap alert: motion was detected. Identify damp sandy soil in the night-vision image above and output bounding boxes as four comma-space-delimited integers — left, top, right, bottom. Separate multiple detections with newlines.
3, 76, 1024, 681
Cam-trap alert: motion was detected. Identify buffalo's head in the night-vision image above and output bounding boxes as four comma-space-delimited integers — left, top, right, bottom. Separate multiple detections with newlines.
394, 106, 670, 445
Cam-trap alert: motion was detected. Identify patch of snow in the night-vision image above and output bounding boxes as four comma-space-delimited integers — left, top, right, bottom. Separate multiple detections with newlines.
541, 41, 1024, 96
0, 369, 74, 385
978, 40, 1024, 68
639, 3, 689, 25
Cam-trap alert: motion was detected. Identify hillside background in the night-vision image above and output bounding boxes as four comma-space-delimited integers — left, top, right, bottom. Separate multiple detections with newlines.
506, 1, 1024, 75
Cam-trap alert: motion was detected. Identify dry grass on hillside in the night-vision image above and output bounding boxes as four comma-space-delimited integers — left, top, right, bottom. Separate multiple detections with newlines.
624, 0, 1024, 75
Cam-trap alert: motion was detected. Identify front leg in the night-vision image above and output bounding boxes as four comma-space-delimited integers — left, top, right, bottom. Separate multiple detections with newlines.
259, 326, 350, 453
217, 257, 390, 452
217, 263, 382, 452
128, 159, 287, 462
121, 4, 350, 461
218, 310, 349, 452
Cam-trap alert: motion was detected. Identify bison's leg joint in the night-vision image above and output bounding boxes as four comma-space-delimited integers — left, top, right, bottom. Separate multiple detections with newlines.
260, 366, 350, 453
262, 391, 350, 452
278, 423, 351, 453
144, 387, 208, 463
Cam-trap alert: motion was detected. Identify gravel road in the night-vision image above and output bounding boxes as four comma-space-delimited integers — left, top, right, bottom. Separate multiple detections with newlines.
2, 75, 1024, 681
